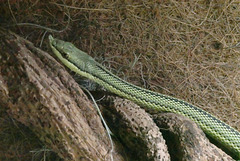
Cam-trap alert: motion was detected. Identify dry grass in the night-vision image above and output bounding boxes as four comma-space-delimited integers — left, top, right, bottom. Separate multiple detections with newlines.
1, 0, 240, 160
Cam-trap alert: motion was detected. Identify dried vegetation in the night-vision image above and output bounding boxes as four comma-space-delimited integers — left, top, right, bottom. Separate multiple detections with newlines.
0, 0, 240, 160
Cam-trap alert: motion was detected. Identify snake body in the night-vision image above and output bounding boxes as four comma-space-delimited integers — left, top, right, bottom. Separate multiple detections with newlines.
49, 35, 240, 159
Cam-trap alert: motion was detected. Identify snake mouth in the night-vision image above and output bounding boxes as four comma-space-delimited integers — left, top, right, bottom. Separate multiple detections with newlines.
49, 35, 57, 48
49, 35, 70, 60
49, 35, 59, 49
48, 35, 54, 42
55, 48, 70, 60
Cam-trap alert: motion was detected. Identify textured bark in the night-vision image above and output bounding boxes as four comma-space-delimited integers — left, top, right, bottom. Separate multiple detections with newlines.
102, 97, 170, 161
0, 28, 123, 161
103, 97, 234, 161
0, 28, 234, 161
153, 113, 234, 161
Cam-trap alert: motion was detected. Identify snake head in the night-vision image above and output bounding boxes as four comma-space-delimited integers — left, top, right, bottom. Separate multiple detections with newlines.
49, 35, 98, 76
49, 35, 76, 60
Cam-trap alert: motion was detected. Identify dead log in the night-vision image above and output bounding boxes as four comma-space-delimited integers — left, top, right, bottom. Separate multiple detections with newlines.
0, 28, 234, 161
102, 97, 234, 161
0, 28, 123, 161
101, 97, 170, 161
152, 113, 233, 161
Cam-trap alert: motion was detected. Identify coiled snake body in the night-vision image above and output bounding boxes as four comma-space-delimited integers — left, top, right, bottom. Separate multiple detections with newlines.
49, 35, 240, 159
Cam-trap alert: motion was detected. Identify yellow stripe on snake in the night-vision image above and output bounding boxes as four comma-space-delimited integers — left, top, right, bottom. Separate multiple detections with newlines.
49, 35, 240, 159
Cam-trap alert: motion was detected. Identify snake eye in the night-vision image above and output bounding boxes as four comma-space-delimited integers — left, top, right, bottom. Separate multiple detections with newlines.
61, 52, 69, 59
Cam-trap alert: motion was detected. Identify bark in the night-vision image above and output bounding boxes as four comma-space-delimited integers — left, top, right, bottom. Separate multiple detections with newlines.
102, 97, 170, 161
102, 97, 234, 161
0, 28, 123, 161
153, 113, 233, 161
0, 28, 234, 161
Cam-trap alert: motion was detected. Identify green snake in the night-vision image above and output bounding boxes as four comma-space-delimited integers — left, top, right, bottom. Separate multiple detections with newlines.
49, 35, 240, 159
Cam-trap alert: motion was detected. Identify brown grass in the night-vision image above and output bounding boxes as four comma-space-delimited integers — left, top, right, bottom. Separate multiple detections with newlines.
1, 0, 240, 160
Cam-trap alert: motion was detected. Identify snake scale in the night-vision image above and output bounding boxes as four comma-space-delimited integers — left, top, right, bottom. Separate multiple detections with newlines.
49, 35, 240, 159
